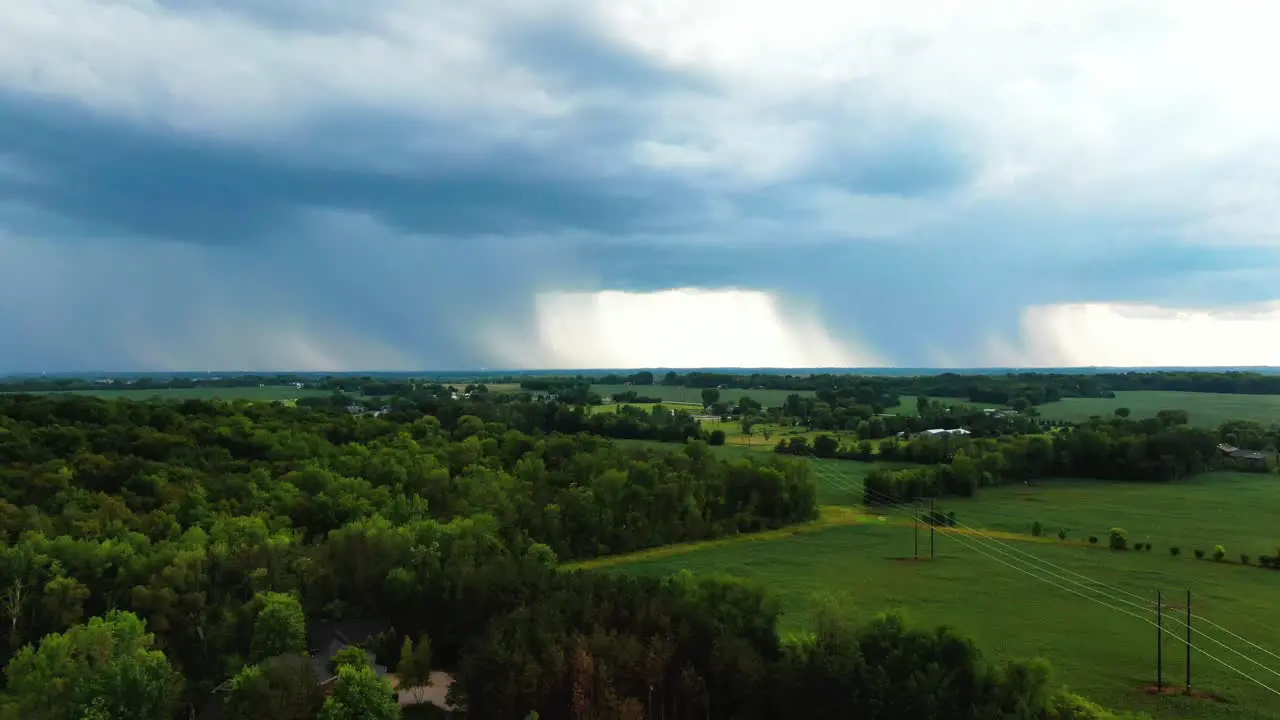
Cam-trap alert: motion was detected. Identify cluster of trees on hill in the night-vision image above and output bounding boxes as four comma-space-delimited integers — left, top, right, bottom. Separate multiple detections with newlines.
462, 579, 1146, 720
769, 395, 1047, 436
0, 393, 1151, 719
0, 393, 814, 715
862, 413, 1277, 503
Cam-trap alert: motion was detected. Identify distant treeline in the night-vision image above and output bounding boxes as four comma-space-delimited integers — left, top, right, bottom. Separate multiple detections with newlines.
518, 370, 1280, 409
856, 414, 1279, 503
11, 369, 1280, 406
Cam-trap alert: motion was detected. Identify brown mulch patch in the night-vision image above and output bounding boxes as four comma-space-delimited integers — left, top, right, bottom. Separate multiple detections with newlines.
1140, 685, 1226, 702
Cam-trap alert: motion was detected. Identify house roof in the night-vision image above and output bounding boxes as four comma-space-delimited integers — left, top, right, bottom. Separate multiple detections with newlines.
307, 619, 392, 683
196, 698, 225, 720
1229, 449, 1275, 460
307, 618, 390, 651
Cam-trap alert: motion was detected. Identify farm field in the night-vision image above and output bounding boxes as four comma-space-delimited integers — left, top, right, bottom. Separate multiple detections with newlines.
588, 453, 1280, 718
588, 402, 701, 415
930, 472, 1280, 558
591, 384, 813, 407
701, 417, 857, 449
608, 522, 1280, 719
20, 386, 332, 402
883, 395, 1009, 415
1037, 391, 1280, 427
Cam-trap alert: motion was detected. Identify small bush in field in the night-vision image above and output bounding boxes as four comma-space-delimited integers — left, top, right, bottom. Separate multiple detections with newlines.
1241, 554, 1251, 565
1169, 546, 1180, 556
1088, 536, 1098, 545
1212, 545, 1226, 562
1194, 549, 1205, 559
1057, 529, 1067, 541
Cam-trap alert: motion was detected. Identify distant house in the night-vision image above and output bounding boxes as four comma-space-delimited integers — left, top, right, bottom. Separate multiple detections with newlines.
1226, 448, 1276, 471
196, 619, 392, 720
920, 428, 971, 437
308, 619, 391, 686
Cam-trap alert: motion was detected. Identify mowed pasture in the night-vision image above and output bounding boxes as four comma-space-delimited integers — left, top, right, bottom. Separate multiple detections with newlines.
591, 455, 1280, 719
1038, 390, 1280, 427
936, 472, 1280, 557
22, 386, 332, 402
591, 384, 813, 408
588, 402, 702, 416
883, 395, 1009, 415
611, 522, 1280, 719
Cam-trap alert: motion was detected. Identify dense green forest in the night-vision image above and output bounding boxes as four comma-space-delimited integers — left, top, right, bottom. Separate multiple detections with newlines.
0, 393, 1148, 719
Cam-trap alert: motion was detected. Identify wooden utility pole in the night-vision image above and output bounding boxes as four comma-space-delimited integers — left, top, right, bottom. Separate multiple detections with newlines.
1156, 590, 1164, 692
913, 502, 920, 560
929, 498, 936, 559
1186, 590, 1192, 692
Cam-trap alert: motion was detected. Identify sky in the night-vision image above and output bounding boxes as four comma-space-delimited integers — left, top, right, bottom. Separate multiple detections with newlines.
3, 1, 1280, 371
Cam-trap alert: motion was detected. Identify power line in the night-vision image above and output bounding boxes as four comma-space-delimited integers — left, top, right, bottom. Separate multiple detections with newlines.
844, 471, 1280, 684
936, 520, 1280, 698
806, 455, 1280, 698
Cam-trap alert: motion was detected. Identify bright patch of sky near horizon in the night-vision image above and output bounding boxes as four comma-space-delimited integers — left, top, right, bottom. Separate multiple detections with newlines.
2, 1, 1280, 370
525, 289, 877, 369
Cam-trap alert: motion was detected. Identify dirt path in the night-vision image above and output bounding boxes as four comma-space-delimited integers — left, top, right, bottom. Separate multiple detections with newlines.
562, 506, 1089, 571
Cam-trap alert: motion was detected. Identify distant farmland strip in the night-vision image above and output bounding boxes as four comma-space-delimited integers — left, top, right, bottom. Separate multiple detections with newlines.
16, 386, 332, 401
590, 384, 813, 407
1037, 390, 1280, 427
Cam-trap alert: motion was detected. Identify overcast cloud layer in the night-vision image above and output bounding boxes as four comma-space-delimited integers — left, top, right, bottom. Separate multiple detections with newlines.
3, 0, 1280, 371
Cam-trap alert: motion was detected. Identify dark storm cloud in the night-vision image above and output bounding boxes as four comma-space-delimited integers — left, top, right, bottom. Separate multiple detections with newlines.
502, 13, 716, 95
814, 126, 977, 198
4, 1, 1279, 371
0, 95, 709, 246
153, 0, 383, 32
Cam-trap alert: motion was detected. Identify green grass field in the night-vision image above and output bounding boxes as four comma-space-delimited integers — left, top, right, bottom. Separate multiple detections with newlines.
611, 522, 1280, 719
883, 395, 1009, 415
27, 386, 332, 402
591, 384, 813, 408
934, 473, 1280, 558
1038, 391, 1280, 428
588, 402, 702, 416
588, 453, 1280, 718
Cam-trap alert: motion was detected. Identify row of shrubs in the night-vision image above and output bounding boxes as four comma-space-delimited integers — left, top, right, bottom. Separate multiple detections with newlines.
1029, 520, 1280, 569
1031, 524, 1139, 552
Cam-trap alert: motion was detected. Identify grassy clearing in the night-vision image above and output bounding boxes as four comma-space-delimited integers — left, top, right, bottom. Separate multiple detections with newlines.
607, 521, 1280, 719
472, 382, 523, 394
700, 417, 857, 449
26, 386, 332, 402
562, 506, 871, 571
883, 395, 1010, 415
588, 459, 1280, 718
932, 472, 1280, 562
587, 402, 701, 416
1037, 391, 1280, 427
591, 384, 813, 408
